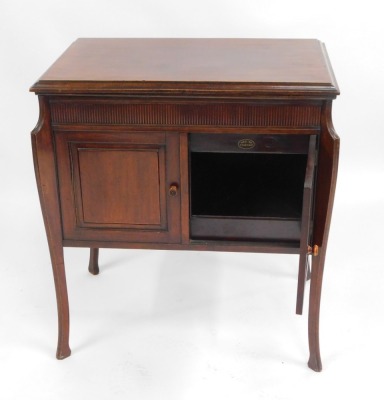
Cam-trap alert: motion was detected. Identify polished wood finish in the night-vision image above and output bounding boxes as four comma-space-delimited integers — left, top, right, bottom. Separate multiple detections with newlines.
88, 248, 99, 275
49, 100, 323, 127
308, 101, 340, 372
55, 130, 181, 243
31, 38, 338, 98
189, 133, 310, 154
31, 97, 71, 360
31, 39, 339, 371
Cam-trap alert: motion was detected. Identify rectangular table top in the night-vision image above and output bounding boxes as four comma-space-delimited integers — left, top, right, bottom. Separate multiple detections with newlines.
31, 38, 339, 98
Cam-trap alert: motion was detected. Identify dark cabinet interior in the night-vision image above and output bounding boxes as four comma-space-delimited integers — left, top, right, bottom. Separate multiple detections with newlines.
189, 134, 316, 243
190, 152, 307, 218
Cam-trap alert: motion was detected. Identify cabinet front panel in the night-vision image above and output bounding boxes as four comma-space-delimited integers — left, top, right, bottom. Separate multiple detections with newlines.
55, 130, 180, 243
77, 146, 164, 226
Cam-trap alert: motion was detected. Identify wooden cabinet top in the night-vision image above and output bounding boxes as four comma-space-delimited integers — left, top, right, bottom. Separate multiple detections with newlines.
30, 38, 339, 98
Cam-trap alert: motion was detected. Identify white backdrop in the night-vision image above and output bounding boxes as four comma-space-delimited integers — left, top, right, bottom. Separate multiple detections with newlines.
1, 1, 383, 399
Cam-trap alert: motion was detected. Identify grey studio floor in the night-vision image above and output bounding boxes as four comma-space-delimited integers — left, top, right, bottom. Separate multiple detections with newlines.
1, 165, 383, 400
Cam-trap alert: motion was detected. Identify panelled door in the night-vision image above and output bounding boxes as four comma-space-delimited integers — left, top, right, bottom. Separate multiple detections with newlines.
55, 130, 181, 243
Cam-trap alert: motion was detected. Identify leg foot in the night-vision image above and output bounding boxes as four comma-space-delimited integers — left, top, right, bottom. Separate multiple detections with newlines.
88, 248, 100, 275
56, 345, 71, 360
308, 352, 322, 372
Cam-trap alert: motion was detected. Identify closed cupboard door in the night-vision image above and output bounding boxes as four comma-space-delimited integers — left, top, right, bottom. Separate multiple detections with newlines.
55, 130, 181, 243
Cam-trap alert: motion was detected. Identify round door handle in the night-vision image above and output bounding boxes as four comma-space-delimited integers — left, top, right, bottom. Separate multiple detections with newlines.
169, 184, 178, 196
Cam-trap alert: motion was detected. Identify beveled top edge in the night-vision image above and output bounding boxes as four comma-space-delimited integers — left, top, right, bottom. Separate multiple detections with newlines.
30, 80, 339, 99
30, 38, 340, 97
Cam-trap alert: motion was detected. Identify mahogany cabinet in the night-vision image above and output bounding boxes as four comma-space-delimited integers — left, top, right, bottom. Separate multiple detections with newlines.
30, 39, 340, 371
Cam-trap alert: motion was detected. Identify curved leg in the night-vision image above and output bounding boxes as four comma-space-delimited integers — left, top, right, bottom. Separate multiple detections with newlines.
307, 250, 325, 372
88, 248, 100, 275
32, 96, 71, 359
51, 247, 71, 359
308, 101, 340, 371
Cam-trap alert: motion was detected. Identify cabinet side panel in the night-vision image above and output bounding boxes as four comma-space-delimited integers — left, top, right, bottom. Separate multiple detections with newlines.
313, 101, 340, 246
31, 96, 64, 248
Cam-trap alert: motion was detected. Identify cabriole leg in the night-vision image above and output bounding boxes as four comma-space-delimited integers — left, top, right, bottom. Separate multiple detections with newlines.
308, 101, 340, 371
307, 249, 325, 372
32, 96, 71, 359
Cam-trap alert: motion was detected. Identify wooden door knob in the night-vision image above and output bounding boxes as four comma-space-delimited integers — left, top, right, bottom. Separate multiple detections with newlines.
169, 184, 178, 196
